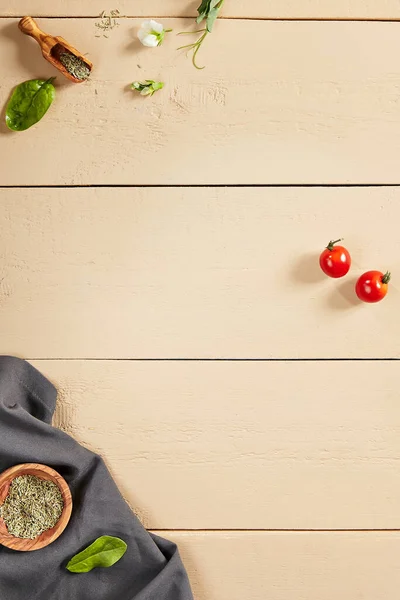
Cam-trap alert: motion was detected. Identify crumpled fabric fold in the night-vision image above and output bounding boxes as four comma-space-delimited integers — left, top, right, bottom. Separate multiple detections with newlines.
0, 356, 193, 600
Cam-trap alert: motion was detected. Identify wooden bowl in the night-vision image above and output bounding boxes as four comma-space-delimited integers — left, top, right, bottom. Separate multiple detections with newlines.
0, 464, 72, 551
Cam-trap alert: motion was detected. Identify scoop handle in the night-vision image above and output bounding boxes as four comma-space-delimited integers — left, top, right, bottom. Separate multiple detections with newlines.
18, 16, 51, 46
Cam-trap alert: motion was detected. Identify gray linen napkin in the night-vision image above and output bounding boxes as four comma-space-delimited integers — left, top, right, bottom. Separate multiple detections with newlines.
0, 356, 194, 600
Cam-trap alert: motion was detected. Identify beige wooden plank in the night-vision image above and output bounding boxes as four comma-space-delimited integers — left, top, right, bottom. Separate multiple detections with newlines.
2, 1, 400, 19
34, 359, 400, 529
1, 187, 399, 359
2, 19, 400, 185
163, 531, 400, 600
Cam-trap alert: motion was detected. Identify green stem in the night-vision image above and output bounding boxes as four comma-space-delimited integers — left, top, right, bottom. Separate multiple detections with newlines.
177, 30, 208, 69
326, 238, 343, 251
179, 0, 225, 69
192, 31, 208, 69
381, 271, 391, 284
178, 29, 206, 35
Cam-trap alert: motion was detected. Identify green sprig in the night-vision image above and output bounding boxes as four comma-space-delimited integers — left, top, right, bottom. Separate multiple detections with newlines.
131, 80, 164, 96
197, 0, 225, 32
178, 0, 225, 69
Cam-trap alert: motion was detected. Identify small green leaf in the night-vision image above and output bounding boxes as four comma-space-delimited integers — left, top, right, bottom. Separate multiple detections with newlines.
196, 0, 211, 23
131, 80, 164, 96
196, 0, 224, 29
66, 536, 127, 573
206, 8, 219, 32
6, 78, 56, 132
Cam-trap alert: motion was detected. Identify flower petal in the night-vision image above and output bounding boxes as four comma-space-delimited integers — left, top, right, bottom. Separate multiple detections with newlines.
149, 20, 164, 34
137, 28, 148, 42
140, 20, 153, 33
139, 33, 159, 47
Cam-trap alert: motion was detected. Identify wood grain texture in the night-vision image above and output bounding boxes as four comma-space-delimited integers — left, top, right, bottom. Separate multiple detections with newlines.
31, 359, 400, 529
0, 187, 398, 359
0, 463, 72, 551
2, 1, 398, 596
163, 531, 400, 600
2, 1, 400, 19
2, 19, 400, 184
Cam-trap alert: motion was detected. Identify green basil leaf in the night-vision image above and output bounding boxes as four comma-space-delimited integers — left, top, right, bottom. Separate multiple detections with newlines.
197, 0, 224, 30
66, 536, 127, 573
206, 8, 220, 32
6, 78, 56, 132
197, 0, 211, 23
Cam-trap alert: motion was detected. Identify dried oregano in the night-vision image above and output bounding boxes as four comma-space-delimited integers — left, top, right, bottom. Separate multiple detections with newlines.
0, 475, 64, 539
95, 9, 124, 38
59, 52, 91, 80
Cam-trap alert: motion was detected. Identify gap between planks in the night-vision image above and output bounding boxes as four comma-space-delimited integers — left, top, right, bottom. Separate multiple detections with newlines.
2, 184, 400, 189
24, 358, 400, 361
152, 528, 400, 532
2, 16, 400, 23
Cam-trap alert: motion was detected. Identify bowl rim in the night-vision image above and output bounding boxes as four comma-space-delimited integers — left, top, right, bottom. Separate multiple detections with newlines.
0, 463, 72, 551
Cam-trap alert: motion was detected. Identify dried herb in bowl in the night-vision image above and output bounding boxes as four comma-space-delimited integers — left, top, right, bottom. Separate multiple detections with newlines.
0, 475, 64, 539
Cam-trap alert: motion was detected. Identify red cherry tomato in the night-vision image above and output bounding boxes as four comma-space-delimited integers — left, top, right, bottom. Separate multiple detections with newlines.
319, 239, 351, 278
355, 270, 391, 303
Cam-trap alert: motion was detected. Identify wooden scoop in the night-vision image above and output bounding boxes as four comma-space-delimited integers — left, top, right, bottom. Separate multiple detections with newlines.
19, 17, 93, 83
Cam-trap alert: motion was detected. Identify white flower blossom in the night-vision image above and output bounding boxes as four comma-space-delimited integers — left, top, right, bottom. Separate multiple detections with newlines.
137, 20, 171, 47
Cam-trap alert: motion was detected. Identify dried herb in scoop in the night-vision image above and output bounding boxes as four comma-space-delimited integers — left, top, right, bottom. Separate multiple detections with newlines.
59, 51, 91, 80
0, 475, 63, 539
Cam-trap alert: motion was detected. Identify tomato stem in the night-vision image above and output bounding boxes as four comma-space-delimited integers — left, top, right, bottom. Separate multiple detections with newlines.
326, 238, 343, 251
381, 271, 391, 284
